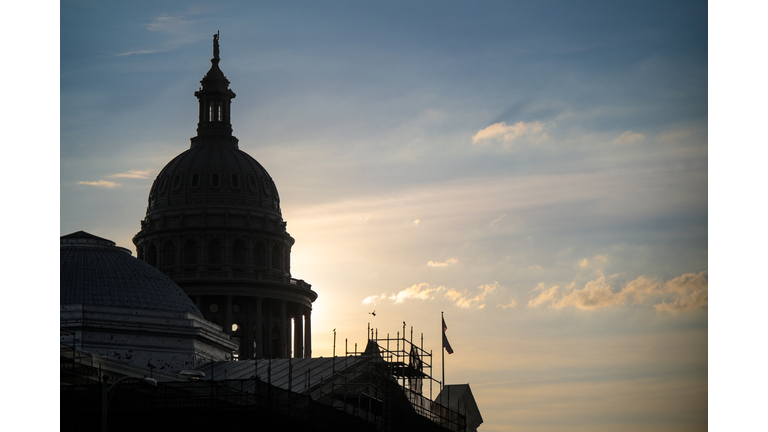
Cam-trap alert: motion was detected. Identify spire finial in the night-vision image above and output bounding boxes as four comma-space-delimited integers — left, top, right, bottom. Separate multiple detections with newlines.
213, 31, 220, 62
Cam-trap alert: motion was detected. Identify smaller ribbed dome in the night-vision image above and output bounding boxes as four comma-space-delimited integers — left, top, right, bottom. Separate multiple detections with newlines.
61, 231, 202, 316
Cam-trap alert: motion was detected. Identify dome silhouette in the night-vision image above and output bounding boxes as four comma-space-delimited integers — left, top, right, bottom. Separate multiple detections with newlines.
60, 231, 202, 316
132, 34, 316, 360
145, 143, 281, 219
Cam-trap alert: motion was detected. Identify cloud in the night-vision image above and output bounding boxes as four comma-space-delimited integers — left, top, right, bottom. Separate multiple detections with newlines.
528, 271, 708, 312
445, 282, 499, 309
355, 214, 371, 224
498, 299, 517, 309
390, 283, 445, 304
579, 254, 609, 268
528, 282, 563, 308
613, 130, 645, 144
556, 275, 619, 310
78, 180, 121, 188
145, 15, 194, 33
362, 294, 388, 306
490, 214, 506, 227
364, 281, 504, 307
654, 272, 709, 312
109, 170, 152, 179
471, 121, 546, 146
413, 219, 420, 225
428, 258, 458, 267
115, 50, 162, 57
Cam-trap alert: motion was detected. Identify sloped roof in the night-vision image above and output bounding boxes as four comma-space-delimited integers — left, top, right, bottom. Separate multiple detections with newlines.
195, 355, 378, 394
435, 384, 483, 430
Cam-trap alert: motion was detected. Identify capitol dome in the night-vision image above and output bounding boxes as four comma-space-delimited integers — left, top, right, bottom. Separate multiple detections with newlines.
133, 33, 316, 360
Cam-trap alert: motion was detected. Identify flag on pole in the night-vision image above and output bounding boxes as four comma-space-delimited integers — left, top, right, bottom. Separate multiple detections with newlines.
442, 317, 454, 354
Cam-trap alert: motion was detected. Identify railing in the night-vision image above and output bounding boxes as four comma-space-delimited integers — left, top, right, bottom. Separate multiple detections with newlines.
167, 270, 312, 289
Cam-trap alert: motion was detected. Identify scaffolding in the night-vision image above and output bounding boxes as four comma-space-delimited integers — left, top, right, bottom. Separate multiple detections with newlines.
325, 323, 466, 432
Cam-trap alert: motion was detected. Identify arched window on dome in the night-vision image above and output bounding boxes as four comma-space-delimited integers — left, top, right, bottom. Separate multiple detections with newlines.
146, 243, 158, 267
217, 102, 223, 122
254, 242, 265, 267
271, 244, 283, 271
163, 241, 176, 267
184, 240, 198, 267
208, 239, 222, 266
232, 240, 246, 267
208, 102, 214, 122
172, 174, 182, 190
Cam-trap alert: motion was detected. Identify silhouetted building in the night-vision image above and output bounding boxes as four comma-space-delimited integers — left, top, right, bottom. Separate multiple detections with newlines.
61, 34, 480, 432
60, 231, 236, 370
435, 385, 483, 432
132, 33, 317, 360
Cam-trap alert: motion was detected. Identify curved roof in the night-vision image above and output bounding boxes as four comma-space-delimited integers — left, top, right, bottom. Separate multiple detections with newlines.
60, 231, 202, 316
145, 143, 281, 218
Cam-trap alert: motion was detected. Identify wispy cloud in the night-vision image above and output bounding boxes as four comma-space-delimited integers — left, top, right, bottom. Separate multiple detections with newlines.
490, 214, 506, 227
428, 258, 458, 267
114, 11, 207, 57
579, 254, 608, 268
390, 283, 445, 304
528, 271, 708, 311
361, 281, 502, 308
115, 50, 162, 57
653, 272, 709, 312
362, 283, 448, 305
355, 214, 371, 224
498, 299, 517, 309
109, 170, 152, 179
78, 180, 121, 188
445, 282, 500, 309
362, 294, 388, 306
613, 130, 645, 144
471, 121, 546, 147
145, 15, 195, 34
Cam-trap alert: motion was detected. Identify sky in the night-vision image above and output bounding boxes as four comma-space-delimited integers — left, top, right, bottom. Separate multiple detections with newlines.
52, 1, 717, 430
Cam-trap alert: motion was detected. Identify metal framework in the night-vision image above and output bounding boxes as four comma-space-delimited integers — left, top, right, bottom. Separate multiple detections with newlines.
334, 323, 465, 431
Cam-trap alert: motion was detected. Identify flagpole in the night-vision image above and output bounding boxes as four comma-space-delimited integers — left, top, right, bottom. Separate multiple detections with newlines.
441, 311, 445, 390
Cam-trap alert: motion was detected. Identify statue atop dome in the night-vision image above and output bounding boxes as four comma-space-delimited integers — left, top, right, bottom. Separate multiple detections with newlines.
213, 31, 220, 62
